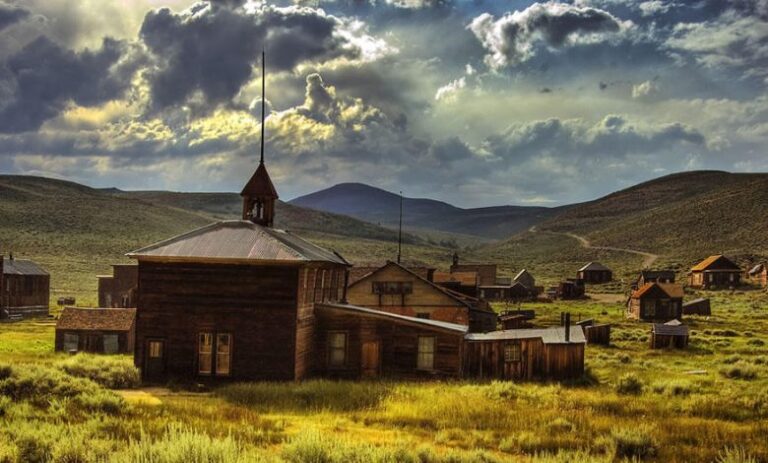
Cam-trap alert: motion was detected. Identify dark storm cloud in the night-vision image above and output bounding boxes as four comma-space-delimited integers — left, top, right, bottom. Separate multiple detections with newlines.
140, 3, 378, 111
0, 3, 29, 31
469, 2, 625, 68
0, 36, 138, 133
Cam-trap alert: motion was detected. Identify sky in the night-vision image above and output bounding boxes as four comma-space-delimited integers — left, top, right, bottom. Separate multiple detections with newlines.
0, 0, 766, 207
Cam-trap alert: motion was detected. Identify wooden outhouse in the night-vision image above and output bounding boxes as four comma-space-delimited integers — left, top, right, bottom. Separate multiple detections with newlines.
577, 262, 612, 283
55, 307, 136, 354
626, 282, 684, 321
688, 255, 741, 289
0, 255, 49, 320
650, 320, 689, 349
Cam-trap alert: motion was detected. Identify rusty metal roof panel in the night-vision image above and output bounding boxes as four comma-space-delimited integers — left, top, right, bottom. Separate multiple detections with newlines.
465, 326, 586, 344
127, 220, 347, 264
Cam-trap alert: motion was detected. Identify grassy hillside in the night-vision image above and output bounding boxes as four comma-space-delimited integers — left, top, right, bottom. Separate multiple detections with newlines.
0, 176, 447, 306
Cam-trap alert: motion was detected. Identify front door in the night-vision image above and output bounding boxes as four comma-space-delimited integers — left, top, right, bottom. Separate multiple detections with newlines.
144, 339, 166, 381
361, 341, 381, 378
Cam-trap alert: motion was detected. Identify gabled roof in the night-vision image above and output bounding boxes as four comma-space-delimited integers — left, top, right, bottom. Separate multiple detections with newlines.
691, 255, 740, 272
579, 262, 611, 272
632, 282, 684, 299
2, 259, 48, 276
318, 302, 468, 333
514, 269, 534, 282
56, 307, 136, 332
240, 163, 278, 198
465, 326, 586, 344
652, 320, 689, 336
748, 263, 765, 275
127, 220, 347, 264
683, 297, 709, 307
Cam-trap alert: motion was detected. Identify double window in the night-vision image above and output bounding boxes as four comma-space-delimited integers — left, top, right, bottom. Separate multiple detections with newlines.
328, 332, 347, 368
198, 332, 232, 376
372, 281, 413, 295
504, 344, 521, 363
417, 336, 435, 370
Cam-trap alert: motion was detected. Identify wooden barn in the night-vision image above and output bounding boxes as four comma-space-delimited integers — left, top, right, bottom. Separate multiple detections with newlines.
635, 270, 675, 288
557, 279, 585, 299
97, 264, 138, 308
747, 263, 767, 287
463, 324, 586, 381
433, 271, 479, 297
513, 269, 538, 295
688, 255, 741, 289
650, 320, 689, 349
55, 307, 136, 354
682, 298, 711, 316
314, 303, 466, 379
346, 261, 496, 332
626, 282, 684, 321
577, 262, 612, 283
0, 254, 50, 320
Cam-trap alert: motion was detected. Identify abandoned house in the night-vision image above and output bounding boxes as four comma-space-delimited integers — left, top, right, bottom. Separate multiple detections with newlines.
688, 255, 741, 289
97, 264, 138, 308
577, 262, 613, 283
634, 270, 675, 288
478, 282, 531, 301
682, 298, 711, 316
513, 269, 537, 293
0, 254, 50, 320
499, 309, 536, 330
747, 263, 767, 287
433, 271, 479, 297
650, 319, 689, 349
346, 261, 497, 332
626, 282, 684, 322
556, 279, 586, 299
55, 307, 136, 354
576, 319, 611, 345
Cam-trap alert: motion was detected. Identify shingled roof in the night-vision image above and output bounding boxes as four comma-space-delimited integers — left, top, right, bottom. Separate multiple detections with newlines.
127, 220, 348, 265
2, 259, 48, 276
56, 307, 136, 332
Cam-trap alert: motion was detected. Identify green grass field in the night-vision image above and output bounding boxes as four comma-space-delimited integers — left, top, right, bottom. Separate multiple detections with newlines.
2, 289, 767, 462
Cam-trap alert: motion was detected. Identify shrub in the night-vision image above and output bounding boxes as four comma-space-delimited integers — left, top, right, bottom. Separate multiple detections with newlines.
114, 426, 256, 463
618, 354, 631, 364
72, 389, 126, 415
717, 447, 758, 463
723, 355, 742, 365
0, 364, 11, 381
547, 418, 575, 433
720, 363, 758, 380
611, 426, 658, 460
0, 441, 18, 463
0, 364, 98, 406
651, 380, 695, 396
615, 374, 643, 395
0, 396, 11, 418
58, 354, 140, 389
746, 338, 765, 347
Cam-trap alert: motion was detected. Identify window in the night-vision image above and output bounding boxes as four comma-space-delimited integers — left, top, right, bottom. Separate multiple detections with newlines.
417, 336, 435, 370
504, 344, 521, 363
148, 341, 163, 358
198, 333, 213, 375
416, 313, 430, 319
216, 334, 232, 376
328, 332, 347, 367
103, 334, 119, 354
643, 300, 656, 317
63, 333, 79, 352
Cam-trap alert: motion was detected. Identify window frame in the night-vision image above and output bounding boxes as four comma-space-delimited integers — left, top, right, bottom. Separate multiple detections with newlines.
103, 334, 119, 354
198, 332, 214, 376
327, 331, 348, 368
416, 336, 436, 371
504, 343, 521, 363
215, 333, 232, 377
148, 340, 163, 359
63, 333, 79, 352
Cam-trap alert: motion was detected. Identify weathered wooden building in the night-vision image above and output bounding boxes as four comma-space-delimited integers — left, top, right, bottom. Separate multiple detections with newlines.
513, 269, 538, 294
688, 255, 741, 289
450, 253, 498, 286
97, 264, 138, 308
0, 255, 49, 320
463, 324, 586, 381
635, 270, 675, 288
557, 279, 585, 299
55, 307, 136, 354
576, 319, 611, 345
682, 298, 711, 316
747, 263, 767, 287
347, 261, 496, 332
479, 282, 531, 301
577, 262, 612, 283
650, 319, 689, 349
499, 309, 535, 330
433, 271, 479, 297
626, 282, 684, 321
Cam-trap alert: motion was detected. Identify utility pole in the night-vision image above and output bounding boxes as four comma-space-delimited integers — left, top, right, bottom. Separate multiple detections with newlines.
397, 191, 403, 264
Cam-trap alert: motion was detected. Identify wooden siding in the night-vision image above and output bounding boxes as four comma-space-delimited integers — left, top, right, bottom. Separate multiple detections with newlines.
583, 324, 611, 345
464, 339, 584, 381
650, 333, 688, 349
0, 274, 49, 317
578, 270, 612, 283
98, 265, 138, 308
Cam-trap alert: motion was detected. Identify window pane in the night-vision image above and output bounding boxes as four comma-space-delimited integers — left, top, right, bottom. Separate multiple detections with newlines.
103, 334, 119, 354
504, 344, 521, 362
64, 334, 79, 352
329, 332, 346, 367
199, 333, 213, 375
216, 334, 231, 376
148, 341, 163, 358
417, 337, 435, 370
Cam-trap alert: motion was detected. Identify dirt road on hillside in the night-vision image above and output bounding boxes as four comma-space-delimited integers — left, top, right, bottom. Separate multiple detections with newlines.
529, 227, 659, 268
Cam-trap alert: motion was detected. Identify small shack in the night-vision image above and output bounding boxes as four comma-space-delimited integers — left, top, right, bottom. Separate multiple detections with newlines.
499, 309, 536, 330
688, 255, 741, 289
55, 307, 136, 354
557, 279, 585, 299
626, 282, 684, 322
576, 319, 611, 345
0, 254, 50, 320
682, 298, 711, 316
513, 269, 536, 292
463, 323, 586, 381
650, 319, 689, 349
97, 264, 138, 308
748, 263, 767, 287
577, 262, 612, 283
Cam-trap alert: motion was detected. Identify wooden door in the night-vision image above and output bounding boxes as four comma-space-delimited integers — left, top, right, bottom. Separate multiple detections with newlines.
84, 335, 101, 352
144, 339, 166, 381
361, 341, 381, 378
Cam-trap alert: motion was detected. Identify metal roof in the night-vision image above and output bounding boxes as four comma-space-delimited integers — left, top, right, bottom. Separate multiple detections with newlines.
127, 220, 348, 264
465, 326, 586, 344
691, 255, 740, 272
56, 307, 136, 332
652, 321, 689, 336
579, 262, 611, 272
683, 298, 709, 307
318, 302, 469, 333
2, 259, 48, 276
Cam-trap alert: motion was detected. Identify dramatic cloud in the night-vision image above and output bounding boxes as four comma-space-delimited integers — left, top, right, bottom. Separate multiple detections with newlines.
0, 3, 29, 31
469, 1, 627, 69
140, 2, 390, 111
0, 36, 139, 133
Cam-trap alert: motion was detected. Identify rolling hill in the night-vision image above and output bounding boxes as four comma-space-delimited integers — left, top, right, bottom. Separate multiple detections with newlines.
289, 183, 566, 240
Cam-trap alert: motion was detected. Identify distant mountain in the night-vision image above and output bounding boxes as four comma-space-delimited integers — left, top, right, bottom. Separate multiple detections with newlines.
290, 183, 566, 239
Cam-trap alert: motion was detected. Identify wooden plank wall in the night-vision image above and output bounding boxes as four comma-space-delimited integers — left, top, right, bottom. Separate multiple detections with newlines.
3, 274, 49, 312
463, 339, 543, 380
584, 324, 611, 345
